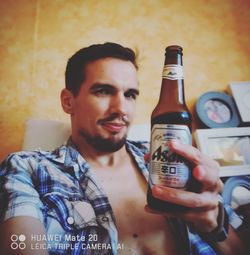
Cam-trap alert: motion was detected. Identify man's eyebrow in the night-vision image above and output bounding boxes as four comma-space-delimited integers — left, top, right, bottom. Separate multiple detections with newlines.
89, 83, 115, 91
90, 83, 139, 95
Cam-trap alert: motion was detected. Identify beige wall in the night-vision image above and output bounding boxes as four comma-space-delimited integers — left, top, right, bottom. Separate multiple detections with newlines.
0, 0, 250, 160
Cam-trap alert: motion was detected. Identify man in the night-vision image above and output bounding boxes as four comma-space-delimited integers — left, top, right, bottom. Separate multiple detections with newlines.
0, 42, 246, 255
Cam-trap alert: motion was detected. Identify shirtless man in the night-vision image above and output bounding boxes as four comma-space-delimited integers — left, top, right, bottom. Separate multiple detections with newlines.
0, 42, 245, 255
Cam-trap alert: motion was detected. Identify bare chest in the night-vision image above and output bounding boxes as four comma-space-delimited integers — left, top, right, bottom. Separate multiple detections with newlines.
92, 160, 180, 255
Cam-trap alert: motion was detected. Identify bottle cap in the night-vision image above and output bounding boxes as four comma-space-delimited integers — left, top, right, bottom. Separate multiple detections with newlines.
165, 45, 183, 56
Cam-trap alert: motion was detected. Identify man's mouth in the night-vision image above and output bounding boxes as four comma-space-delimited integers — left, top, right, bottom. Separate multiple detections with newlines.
101, 122, 127, 133
98, 114, 129, 133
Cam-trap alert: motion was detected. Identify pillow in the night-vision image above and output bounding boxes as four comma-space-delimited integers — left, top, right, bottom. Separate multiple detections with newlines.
22, 119, 71, 151
22, 119, 150, 151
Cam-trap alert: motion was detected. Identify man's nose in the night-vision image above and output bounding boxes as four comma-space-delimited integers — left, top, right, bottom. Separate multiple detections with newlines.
109, 93, 128, 115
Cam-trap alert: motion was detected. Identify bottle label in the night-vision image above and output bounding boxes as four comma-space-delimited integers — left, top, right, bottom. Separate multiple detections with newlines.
149, 124, 191, 189
162, 64, 184, 80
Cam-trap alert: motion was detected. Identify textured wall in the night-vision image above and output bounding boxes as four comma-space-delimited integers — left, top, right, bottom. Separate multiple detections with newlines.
0, 0, 250, 160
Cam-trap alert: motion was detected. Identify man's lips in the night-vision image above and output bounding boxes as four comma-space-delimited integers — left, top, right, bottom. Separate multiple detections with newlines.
101, 122, 127, 133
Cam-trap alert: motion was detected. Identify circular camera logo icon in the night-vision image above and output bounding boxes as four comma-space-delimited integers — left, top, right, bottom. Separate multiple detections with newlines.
11, 234, 26, 250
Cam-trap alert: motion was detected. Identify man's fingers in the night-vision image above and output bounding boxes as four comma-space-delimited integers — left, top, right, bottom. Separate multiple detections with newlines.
169, 140, 222, 191
152, 185, 219, 209
192, 165, 224, 192
145, 196, 220, 233
179, 207, 219, 232
145, 203, 219, 233
169, 140, 218, 168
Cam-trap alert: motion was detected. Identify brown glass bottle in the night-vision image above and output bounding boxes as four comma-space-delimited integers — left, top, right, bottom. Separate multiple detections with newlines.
147, 45, 193, 212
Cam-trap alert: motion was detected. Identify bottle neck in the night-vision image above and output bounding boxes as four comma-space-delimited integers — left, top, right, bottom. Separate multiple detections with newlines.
152, 46, 189, 118
160, 49, 185, 105
158, 77, 185, 106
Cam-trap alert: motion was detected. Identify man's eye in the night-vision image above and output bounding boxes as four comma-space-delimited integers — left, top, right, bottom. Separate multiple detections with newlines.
125, 92, 137, 100
95, 89, 110, 95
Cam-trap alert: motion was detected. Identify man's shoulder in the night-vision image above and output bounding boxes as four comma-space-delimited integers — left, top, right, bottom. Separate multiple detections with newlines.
0, 145, 67, 171
1, 149, 51, 163
1, 150, 40, 166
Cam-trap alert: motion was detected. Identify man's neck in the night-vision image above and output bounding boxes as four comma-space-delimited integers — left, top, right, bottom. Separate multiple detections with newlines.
71, 136, 128, 169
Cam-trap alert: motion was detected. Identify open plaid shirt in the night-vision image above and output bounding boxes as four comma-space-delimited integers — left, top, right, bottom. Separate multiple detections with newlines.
0, 139, 240, 255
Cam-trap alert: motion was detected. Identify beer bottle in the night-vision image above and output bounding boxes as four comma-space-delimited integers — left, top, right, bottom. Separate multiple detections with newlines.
147, 45, 193, 211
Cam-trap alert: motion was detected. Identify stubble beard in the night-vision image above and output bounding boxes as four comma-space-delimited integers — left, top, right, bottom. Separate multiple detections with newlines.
79, 129, 127, 153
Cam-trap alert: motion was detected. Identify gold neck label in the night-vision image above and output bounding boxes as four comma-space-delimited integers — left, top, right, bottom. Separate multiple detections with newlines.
162, 64, 184, 80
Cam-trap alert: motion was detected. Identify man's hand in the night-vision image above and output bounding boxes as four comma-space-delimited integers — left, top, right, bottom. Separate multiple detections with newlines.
146, 140, 224, 233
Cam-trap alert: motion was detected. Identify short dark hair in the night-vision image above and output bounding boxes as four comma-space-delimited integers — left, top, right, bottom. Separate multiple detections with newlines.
65, 42, 138, 96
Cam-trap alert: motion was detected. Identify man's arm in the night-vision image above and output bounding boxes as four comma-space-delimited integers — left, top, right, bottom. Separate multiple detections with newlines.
147, 140, 247, 254
0, 154, 49, 254
0, 216, 49, 255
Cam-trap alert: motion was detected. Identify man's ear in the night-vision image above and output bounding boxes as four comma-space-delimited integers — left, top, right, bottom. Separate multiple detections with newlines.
61, 89, 75, 114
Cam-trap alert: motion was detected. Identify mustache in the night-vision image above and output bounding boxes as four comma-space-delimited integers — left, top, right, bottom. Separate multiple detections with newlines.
97, 113, 129, 126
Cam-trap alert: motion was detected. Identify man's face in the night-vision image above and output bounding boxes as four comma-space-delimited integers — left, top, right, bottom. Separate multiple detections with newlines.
70, 57, 139, 152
